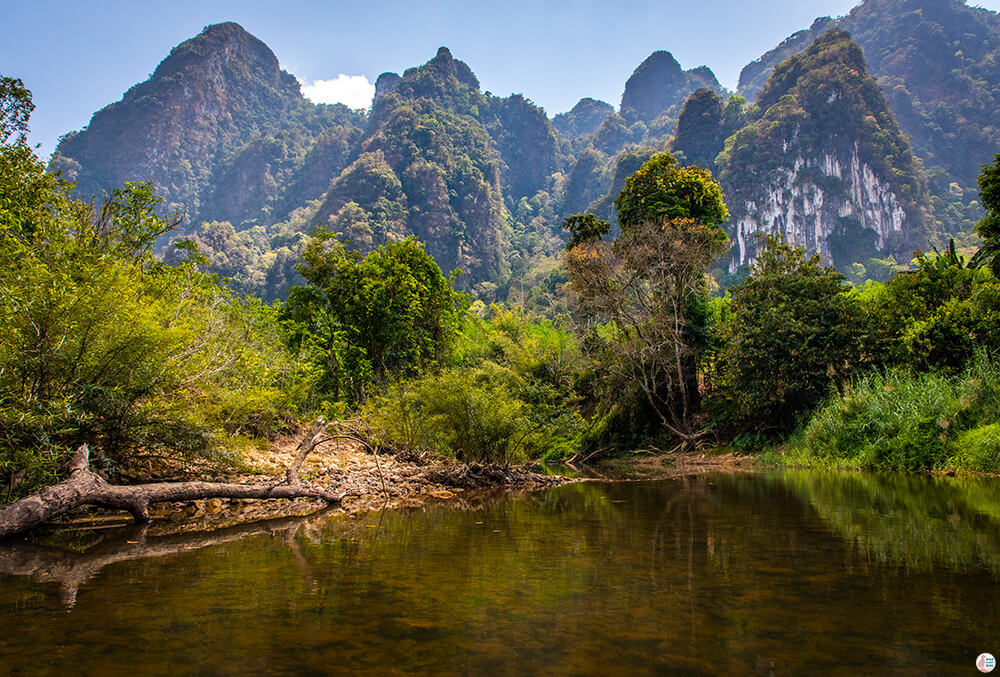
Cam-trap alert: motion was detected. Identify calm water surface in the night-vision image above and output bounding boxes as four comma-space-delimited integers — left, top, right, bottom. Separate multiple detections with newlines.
1, 470, 998, 675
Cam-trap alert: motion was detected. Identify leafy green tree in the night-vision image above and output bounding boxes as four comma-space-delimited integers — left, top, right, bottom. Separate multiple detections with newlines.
567, 153, 729, 448
861, 241, 1000, 372
561, 212, 610, 249
1, 83, 304, 498
0, 76, 33, 143
613, 152, 729, 229
973, 154, 1000, 277
283, 232, 465, 404
708, 237, 860, 438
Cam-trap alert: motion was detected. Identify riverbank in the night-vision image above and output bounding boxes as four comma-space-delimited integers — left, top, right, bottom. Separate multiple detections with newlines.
43, 434, 763, 535
42, 432, 569, 534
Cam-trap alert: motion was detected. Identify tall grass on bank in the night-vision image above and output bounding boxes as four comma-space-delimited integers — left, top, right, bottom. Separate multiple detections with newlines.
772, 353, 1000, 472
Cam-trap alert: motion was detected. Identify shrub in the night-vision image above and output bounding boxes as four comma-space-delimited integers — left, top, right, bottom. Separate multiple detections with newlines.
364, 371, 537, 465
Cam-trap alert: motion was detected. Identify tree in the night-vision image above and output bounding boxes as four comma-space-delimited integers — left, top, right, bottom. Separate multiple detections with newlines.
283, 232, 465, 404
708, 237, 860, 437
561, 212, 610, 250
0, 76, 32, 143
566, 153, 729, 448
2, 81, 308, 499
861, 241, 1000, 372
613, 152, 729, 230
974, 154, 1000, 277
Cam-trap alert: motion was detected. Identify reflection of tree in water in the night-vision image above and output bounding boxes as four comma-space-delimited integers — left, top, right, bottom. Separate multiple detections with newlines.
776, 470, 1000, 572
0, 509, 342, 608
0, 474, 996, 674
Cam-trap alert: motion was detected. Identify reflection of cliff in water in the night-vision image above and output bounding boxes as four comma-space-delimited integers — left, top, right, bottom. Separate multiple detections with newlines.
776, 470, 1000, 573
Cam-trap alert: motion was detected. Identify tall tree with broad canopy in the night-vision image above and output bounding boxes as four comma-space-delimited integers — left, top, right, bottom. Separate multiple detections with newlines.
707, 237, 860, 438
565, 153, 729, 448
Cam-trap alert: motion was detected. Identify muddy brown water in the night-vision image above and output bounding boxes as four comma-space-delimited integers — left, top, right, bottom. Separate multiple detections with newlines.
0, 470, 998, 675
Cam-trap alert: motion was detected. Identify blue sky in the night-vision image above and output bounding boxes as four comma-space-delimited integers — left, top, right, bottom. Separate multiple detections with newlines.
6, 0, 1000, 160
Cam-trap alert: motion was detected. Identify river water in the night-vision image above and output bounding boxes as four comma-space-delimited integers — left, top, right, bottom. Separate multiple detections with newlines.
0, 470, 998, 675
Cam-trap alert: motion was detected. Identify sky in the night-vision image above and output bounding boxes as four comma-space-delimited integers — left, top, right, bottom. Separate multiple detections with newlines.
5, 0, 1000, 160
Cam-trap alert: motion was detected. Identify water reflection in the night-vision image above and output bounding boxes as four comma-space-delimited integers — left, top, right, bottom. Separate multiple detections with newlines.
775, 470, 1000, 572
0, 472, 996, 675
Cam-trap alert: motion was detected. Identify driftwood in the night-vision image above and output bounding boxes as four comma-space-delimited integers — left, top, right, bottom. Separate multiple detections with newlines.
0, 418, 343, 539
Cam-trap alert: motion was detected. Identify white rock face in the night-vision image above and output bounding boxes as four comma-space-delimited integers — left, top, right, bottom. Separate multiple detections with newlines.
728, 142, 907, 272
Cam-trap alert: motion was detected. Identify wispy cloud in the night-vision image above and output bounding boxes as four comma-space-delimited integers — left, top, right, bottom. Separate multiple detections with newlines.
299, 74, 375, 110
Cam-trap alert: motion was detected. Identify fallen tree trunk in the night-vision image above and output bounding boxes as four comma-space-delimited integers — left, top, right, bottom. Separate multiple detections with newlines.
0, 419, 344, 539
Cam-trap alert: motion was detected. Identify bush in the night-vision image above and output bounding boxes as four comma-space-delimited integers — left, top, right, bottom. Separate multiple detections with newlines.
948, 425, 1000, 473
365, 371, 538, 465
363, 306, 588, 464
0, 133, 307, 498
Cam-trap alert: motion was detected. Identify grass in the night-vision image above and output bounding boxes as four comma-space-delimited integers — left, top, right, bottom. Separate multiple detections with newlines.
770, 352, 1000, 472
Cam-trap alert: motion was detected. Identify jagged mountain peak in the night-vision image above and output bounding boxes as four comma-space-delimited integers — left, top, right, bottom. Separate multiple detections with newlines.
620, 50, 722, 124
552, 98, 615, 138
50, 21, 361, 230
420, 46, 480, 89
149, 22, 295, 94
718, 28, 927, 271
634, 51, 683, 75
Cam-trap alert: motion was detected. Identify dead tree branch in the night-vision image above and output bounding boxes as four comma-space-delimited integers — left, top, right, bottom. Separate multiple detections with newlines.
0, 420, 344, 538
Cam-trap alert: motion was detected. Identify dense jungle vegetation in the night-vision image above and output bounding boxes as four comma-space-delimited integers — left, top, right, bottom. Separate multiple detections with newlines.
3, 57, 1000, 504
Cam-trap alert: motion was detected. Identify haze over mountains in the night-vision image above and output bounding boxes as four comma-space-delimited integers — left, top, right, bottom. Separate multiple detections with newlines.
47, 0, 1000, 299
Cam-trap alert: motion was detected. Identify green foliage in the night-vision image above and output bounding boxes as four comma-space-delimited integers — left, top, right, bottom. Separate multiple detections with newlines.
283, 232, 466, 405
568, 155, 730, 446
364, 305, 587, 463
709, 237, 860, 437
974, 154, 1000, 277
949, 425, 1000, 474
613, 153, 730, 229
367, 372, 533, 465
561, 213, 610, 250
856, 242, 1000, 372
0, 94, 305, 498
0, 76, 33, 143
781, 353, 1000, 472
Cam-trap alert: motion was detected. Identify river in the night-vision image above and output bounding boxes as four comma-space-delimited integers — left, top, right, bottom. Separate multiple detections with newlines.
0, 470, 997, 674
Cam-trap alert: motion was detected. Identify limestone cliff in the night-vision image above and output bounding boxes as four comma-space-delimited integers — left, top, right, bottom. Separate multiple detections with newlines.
736, 0, 1000, 233
719, 30, 928, 271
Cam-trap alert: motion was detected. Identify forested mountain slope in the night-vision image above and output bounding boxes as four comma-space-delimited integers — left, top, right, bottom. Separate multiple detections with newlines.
44, 2, 999, 299
738, 0, 1000, 234
50, 22, 365, 231
718, 30, 929, 273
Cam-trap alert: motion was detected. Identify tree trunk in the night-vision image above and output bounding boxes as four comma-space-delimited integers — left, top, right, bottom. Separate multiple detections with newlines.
0, 419, 343, 538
